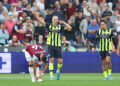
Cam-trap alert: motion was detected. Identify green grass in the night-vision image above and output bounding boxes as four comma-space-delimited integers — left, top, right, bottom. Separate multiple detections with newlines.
0, 73, 120, 86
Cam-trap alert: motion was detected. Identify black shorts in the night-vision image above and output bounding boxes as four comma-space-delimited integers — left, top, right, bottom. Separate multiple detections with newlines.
48, 46, 63, 58
100, 51, 112, 60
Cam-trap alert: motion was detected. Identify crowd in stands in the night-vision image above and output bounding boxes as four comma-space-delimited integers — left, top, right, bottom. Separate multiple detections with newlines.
0, 0, 120, 52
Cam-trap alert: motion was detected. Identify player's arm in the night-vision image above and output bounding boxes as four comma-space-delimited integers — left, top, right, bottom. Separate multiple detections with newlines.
91, 30, 99, 53
59, 20, 72, 31
111, 29, 119, 56
42, 62, 48, 73
32, 11, 46, 25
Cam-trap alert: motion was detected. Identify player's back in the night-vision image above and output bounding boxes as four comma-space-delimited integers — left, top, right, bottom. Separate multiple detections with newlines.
25, 44, 46, 57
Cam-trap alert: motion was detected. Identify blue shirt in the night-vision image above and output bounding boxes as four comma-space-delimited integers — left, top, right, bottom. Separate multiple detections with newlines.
88, 24, 99, 38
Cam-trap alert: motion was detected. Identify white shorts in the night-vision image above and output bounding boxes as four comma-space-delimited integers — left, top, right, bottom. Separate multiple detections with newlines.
24, 50, 38, 62
24, 50, 33, 62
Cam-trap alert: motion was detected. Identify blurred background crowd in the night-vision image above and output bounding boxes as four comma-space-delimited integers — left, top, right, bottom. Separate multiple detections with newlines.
0, 0, 120, 52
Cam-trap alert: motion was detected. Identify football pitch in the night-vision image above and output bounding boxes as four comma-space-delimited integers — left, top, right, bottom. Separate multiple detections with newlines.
0, 73, 120, 86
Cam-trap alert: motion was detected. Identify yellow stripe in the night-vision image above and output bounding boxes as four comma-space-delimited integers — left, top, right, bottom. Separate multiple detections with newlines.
52, 26, 54, 46
109, 29, 112, 50
59, 25, 61, 30
58, 33, 61, 46
102, 30, 104, 51
47, 25, 52, 45
55, 26, 58, 47
99, 30, 101, 51
106, 30, 108, 51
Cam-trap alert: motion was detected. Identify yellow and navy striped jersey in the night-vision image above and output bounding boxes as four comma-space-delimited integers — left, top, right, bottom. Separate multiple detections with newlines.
46, 23, 65, 47
94, 28, 118, 51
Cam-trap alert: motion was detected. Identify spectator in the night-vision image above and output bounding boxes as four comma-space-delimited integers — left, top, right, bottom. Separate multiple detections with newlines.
88, 19, 99, 45
22, 0, 28, 8
0, 9, 8, 23
15, 0, 24, 17
70, 12, 77, 24
9, 0, 18, 7
31, 1, 37, 11
32, 16, 38, 27
54, 1, 60, 9
60, 0, 68, 17
110, 9, 118, 29
75, 11, 84, 44
45, 8, 54, 23
102, 5, 112, 18
0, 1, 8, 14
0, 22, 9, 46
97, 3, 105, 16
75, 0, 83, 12
37, 5, 47, 17
87, 0, 98, 13
22, 11, 27, 23
64, 19, 75, 46
115, 15, 120, 49
9, 6, 18, 21
96, 15, 101, 25
34, 18, 45, 43
66, 1, 76, 20
96, 0, 102, 5
23, 16, 34, 33
37, 35, 44, 46
12, 17, 26, 44
8, 35, 22, 47
24, 24, 33, 43
5, 13, 16, 37
24, 3, 33, 18
61, 36, 75, 52
82, 0, 90, 17
104, 13, 113, 29
53, 4, 64, 20
36, 0, 45, 10
3, 0, 10, 11
79, 13, 90, 46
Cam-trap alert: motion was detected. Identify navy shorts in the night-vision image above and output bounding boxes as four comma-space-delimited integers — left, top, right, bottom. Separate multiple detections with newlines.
100, 51, 112, 60
48, 46, 63, 58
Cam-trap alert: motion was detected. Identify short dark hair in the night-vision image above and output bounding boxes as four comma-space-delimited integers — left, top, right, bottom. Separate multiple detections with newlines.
100, 20, 107, 24
41, 55, 47, 63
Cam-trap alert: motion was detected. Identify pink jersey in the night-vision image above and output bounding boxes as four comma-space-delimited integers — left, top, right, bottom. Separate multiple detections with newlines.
25, 44, 46, 57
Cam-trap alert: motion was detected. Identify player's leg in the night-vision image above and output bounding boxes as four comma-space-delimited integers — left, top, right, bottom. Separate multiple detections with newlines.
102, 59, 108, 80
48, 46, 55, 80
100, 52, 108, 80
24, 51, 35, 82
28, 60, 35, 82
106, 51, 112, 80
36, 62, 43, 82
49, 57, 54, 80
56, 47, 63, 80
56, 58, 63, 80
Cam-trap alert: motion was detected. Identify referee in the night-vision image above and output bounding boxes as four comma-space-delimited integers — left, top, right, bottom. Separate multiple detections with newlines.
92, 20, 119, 80
33, 11, 72, 80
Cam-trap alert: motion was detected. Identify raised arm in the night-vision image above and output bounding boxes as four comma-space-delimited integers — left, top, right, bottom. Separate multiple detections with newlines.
32, 11, 46, 25
59, 20, 72, 31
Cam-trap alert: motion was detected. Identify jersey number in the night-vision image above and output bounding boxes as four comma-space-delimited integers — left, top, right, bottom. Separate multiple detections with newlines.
32, 45, 42, 50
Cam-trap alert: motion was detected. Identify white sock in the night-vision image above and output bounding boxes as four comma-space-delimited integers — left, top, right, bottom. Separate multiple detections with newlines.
29, 67, 35, 80
36, 67, 40, 78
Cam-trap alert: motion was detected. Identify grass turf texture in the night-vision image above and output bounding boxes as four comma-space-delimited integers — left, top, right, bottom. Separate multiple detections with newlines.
0, 73, 120, 86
